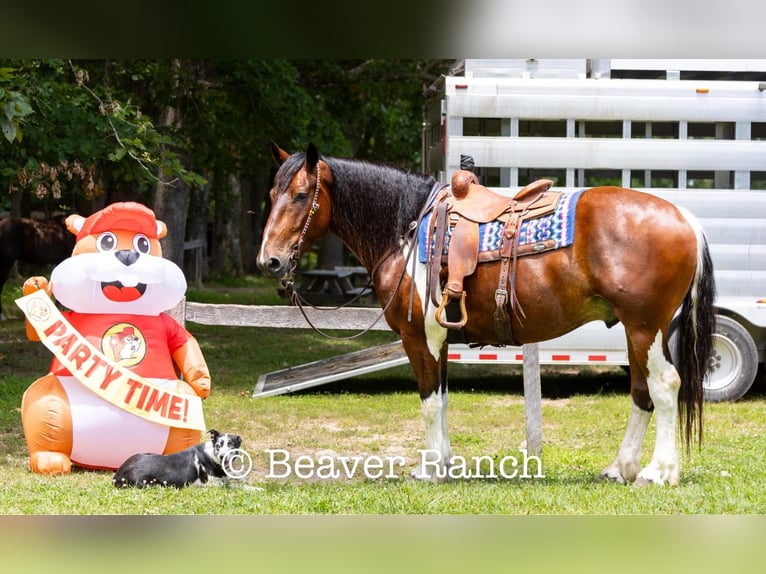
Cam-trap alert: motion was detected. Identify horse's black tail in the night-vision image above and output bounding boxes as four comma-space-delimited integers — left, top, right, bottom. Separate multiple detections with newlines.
675, 215, 716, 450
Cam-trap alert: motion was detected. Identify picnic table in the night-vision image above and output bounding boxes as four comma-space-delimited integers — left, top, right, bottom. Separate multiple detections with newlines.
290, 266, 377, 307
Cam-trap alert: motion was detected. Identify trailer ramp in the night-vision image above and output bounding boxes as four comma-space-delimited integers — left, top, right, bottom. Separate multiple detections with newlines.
253, 340, 409, 397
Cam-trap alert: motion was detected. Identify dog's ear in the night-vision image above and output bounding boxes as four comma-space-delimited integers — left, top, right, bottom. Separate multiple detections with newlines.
233, 436, 242, 448
208, 429, 219, 441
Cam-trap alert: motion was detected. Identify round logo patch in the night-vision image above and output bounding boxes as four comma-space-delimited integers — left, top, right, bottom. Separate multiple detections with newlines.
102, 323, 146, 367
25, 297, 52, 323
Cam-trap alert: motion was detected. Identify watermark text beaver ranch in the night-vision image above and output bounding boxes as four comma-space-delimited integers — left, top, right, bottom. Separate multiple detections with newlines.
264, 448, 544, 480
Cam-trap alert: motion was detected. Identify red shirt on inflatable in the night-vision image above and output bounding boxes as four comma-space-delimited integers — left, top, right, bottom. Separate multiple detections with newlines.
49, 312, 189, 380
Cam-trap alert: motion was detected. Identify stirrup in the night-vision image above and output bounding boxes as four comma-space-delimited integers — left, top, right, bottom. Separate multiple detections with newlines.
435, 290, 468, 329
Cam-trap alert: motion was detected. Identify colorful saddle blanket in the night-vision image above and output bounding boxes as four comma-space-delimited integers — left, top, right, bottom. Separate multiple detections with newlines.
418, 189, 584, 264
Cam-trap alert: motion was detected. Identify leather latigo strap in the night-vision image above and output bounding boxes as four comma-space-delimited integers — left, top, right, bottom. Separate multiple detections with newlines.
429, 199, 450, 308
494, 213, 518, 345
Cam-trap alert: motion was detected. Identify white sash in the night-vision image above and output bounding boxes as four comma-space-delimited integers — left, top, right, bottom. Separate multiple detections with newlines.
17, 290, 205, 431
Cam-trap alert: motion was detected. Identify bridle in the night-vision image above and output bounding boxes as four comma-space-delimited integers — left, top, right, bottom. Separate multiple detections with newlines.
280, 161, 322, 293
280, 157, 393, 339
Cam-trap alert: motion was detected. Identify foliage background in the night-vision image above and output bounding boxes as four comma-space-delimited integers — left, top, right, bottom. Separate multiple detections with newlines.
1, 59, 453, 275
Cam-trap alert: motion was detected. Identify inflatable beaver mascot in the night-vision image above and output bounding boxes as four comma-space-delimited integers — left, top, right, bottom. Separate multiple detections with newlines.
17, 202, 210, 475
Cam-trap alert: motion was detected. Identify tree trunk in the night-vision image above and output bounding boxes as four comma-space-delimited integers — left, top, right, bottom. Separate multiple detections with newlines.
240, 168, 273, 274
152, 111, 188, 268
211, 171, 243, 276
317, 233, 344, 269
240, 177, 256, 274
8, 188, 23, 217
153, 178, 189, 268
151, 59, 189, 270
185, 179, 209, 283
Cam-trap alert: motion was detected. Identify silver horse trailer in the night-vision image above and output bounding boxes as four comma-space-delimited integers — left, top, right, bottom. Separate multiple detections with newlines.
423, 59, 766, 401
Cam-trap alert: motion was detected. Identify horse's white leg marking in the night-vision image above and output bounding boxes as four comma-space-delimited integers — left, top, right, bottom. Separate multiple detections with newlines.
402, 241, 447, 361
410, 388, 452, 482
600, 402, 651, 484
401, 240, 450, 481
636, 330, 681, 486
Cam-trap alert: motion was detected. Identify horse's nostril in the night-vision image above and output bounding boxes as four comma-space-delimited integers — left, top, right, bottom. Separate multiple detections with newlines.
257, 254, 288, 279
265, 257, 281, 271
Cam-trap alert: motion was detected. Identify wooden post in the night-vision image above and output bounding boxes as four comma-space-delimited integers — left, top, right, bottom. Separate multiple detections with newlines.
522, 343, 543, 456
166, 297, 187, 326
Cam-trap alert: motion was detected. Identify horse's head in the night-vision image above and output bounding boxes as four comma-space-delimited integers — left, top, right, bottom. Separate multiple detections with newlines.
257, 142, 332, 283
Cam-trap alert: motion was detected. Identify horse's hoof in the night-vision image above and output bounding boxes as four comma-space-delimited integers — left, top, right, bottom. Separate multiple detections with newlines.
29, 452, 72, 475
598, 469, 626, 485
635, 461, 677, 487
409, 465, 448, 483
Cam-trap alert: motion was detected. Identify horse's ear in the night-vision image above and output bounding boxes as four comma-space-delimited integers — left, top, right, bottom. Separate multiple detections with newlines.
306, 143, 320, 173
270, 141, 290, 167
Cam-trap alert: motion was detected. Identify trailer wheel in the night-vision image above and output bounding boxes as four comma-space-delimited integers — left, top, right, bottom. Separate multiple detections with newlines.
670, 315, 759, 402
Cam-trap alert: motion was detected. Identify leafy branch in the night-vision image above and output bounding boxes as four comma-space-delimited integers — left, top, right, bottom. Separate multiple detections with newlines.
0, 67, 34, 144
68, 60, 179, 187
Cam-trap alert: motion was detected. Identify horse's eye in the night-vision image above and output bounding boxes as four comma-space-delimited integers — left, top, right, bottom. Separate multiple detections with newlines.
294, 192, 309, 203
96, 231, 118, 252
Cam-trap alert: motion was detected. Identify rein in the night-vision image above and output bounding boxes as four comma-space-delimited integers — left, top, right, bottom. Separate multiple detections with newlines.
283, 175, 444, 341
284, 248, 403, 340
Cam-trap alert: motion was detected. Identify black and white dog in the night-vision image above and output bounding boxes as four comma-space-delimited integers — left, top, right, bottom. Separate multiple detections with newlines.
113, 429, 243, 488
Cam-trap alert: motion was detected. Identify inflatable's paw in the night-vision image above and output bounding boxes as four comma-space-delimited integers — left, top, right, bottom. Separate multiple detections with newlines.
29, 451, 72, 475
23, 276, 49, 296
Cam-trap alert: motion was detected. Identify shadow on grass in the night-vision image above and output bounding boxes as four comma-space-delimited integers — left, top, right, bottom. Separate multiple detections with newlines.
289, 364, 634, 399
288, 361, 766, 402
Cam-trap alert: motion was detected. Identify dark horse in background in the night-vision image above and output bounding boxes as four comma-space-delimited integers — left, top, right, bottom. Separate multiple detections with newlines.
257, 143, 716, 486
0, 216, 74, 319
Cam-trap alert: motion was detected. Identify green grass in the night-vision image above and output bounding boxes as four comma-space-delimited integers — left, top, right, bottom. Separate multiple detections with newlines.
2, 274, 766, 515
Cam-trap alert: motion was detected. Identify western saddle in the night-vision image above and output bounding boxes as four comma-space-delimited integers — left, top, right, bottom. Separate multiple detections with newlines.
427, 170, 563, 345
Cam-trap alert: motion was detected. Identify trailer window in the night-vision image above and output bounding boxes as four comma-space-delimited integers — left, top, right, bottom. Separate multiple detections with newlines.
518, 120, 567, 137
577, 120, 622, 138
631, 122, 678, 139
752, 123, 766, 140
474, 167, 502, 187
630, 170, 677, 188
687, 171, 721, 188
463, 117, 502, 136
752, 172, 766, 190
688, 122, 735, 140
582, 169, 621, 187
519, 168, 567, 187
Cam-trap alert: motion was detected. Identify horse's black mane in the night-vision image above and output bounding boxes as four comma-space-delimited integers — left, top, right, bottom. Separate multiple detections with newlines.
276, 152, 437, 266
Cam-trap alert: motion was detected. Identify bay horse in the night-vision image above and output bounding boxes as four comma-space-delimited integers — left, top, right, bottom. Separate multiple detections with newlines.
257, 143, 716, 486
0, 215, 74, 319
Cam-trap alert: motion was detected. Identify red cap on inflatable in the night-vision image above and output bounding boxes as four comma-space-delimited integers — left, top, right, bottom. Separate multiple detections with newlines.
75, 202, 159, 242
